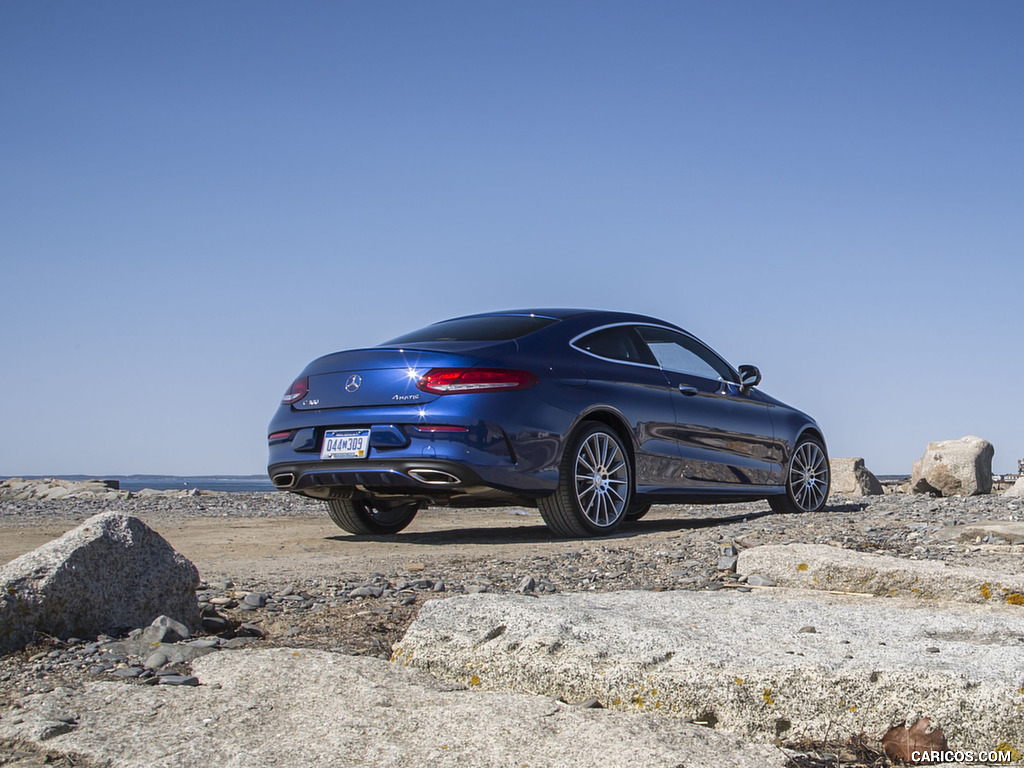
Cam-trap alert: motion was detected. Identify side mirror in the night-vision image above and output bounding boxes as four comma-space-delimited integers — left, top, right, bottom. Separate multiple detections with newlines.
738, 364, 761, 395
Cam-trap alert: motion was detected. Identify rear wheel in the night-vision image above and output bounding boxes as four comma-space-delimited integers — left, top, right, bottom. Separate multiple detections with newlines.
326, 498, 419, 535
769, 436, 830, 514
539, 423, 632, 537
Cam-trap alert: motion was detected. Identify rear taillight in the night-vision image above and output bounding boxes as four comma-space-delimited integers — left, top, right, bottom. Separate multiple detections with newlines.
268, 430, 292, 441
416, 368, 538, 394
281, 376, 309, 405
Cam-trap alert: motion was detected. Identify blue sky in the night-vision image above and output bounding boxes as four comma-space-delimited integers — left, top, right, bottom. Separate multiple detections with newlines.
1, 1, 1021, 476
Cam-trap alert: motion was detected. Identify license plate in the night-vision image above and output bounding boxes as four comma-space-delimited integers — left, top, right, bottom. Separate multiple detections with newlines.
320, 429, 371, 460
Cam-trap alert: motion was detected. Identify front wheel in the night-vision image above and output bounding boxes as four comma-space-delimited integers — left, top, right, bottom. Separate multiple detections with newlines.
539, 423, 632, 537
625, 502, 652, 521
769, 436, 830, 514
326, 498, 419, 535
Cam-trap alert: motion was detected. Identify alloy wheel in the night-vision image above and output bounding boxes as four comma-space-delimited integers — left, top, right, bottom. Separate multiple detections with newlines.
573, 431, 629, 527
789, 441, 828, 512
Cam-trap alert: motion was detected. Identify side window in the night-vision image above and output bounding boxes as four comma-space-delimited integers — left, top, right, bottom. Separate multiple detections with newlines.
636, 327, 736, 382
574, 326, 657, 366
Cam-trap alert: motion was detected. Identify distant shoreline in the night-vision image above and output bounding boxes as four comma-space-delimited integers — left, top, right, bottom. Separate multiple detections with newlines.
0, 474, 275, 493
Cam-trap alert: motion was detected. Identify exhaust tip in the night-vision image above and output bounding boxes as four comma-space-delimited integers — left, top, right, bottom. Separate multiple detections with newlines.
408, 469, 461, 486
272, 473, 296, 489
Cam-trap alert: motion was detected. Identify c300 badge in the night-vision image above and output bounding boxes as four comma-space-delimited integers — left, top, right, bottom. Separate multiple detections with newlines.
345, 374, 362, 393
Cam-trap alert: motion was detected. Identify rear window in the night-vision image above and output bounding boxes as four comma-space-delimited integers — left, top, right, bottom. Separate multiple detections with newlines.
383, 315, 558, 344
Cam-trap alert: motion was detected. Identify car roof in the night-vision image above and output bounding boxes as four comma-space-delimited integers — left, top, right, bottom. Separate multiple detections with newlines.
440, 308, 683, 329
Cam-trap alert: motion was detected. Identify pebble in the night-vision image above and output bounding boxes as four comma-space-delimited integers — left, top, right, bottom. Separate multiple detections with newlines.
158, 675, 200, 686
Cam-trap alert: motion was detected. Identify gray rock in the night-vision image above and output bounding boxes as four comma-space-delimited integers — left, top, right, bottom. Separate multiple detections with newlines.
735, 543, 1024, 606
140, 615, 191, 645
1005, 477, 1024, 498
243, 592, 269, 608
0, 649, 785, 768
348, 586, 383, 599
158, 675, 199, 686
143, 651, 169, 670
829, 457, 883, 497
717, 556, 738, 572
516, 576, 537, 594
112, 667, 144, 679
745, 574, 776, 588
911, 435, 994, 496
395, 589, 1024, 750
0, 512, 201, 652
201, 615, 230, 633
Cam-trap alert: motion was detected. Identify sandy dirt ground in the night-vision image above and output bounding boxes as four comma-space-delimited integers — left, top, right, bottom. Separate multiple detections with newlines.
0, 505, 760, 583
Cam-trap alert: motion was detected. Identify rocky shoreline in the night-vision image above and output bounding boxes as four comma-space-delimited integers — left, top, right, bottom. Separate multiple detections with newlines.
2, 483, 1024, 767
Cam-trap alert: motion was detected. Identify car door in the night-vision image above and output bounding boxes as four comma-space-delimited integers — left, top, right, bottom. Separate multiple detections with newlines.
635, 326, 779, 488
571, 325, 688, 493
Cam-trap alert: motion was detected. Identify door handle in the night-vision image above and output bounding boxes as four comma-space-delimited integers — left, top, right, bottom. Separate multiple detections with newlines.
678, 385, 699, 396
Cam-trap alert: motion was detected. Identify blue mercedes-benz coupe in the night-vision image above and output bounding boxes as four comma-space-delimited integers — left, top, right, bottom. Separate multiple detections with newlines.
267, 309, 829, 537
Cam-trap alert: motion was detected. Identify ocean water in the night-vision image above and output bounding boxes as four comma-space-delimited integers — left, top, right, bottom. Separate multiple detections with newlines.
2, 475, 276, 493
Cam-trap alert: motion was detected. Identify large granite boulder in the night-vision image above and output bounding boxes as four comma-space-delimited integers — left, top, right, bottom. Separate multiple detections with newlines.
1005, 477, 1024, 497
395, 590, 1024, 751
828, 457, 883, 496
0, 649, 786, 768
0, 512, 200, 652
911, 435, 994, 496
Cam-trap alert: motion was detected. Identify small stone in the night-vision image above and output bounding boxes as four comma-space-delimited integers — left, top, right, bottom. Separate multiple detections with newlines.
349, 586, 384, 599
141, 615, 190, 645
798, 626, 818, 634
158, 675, 200, 686
144, 651, 169, 669
716, 556, 738, 572
925, 647, 941, 653
432, 581, 446, 593
516, 577, 536, 594
746, 574, 776, 588
221, 637, 257, 649
187, 638, 221, 649
201, 616, 231, 633
243, 592, 269, 608
112, 666, 145, 679
465, 584, 488, 594
406, 562, 426, 571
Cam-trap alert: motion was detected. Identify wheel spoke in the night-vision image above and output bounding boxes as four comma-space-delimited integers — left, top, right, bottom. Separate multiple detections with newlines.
577, 454, 597, 475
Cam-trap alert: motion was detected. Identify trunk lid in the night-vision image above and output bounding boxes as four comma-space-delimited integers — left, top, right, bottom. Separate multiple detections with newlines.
294, 346, 503, 410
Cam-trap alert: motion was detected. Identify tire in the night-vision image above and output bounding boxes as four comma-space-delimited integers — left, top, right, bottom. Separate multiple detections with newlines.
539, 423, 632, 537
769, 436, 830, 514
326, 498, 419, 535
625, 502, 651, 521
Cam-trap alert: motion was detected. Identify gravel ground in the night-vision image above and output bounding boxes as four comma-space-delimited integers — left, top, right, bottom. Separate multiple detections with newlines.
2, 488, 1023, 767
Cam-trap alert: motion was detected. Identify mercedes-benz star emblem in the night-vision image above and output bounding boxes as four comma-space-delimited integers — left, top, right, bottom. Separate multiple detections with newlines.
344, 374, 362, 393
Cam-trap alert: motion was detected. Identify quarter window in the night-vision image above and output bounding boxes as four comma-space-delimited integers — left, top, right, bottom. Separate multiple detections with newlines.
636, 327, 736, 382
574, 326, 657, 366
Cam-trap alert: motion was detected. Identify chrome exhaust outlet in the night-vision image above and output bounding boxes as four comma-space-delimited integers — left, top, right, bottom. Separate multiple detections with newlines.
272, 473, 296, 489
408, 469, 461, 486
